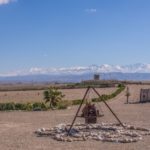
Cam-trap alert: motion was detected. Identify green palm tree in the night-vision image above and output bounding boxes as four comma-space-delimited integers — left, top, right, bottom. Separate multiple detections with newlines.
43, 87, 65, 108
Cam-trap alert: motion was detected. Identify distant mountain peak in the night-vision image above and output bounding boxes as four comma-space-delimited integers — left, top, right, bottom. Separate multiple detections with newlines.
1, 63, 150, 77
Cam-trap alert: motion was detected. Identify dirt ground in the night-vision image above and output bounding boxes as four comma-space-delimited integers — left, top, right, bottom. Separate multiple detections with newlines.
0, 87, 116, 103
0, 84, 150, 150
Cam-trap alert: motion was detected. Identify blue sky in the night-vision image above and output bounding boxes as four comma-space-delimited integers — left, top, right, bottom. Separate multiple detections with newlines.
0, 0, 150, 73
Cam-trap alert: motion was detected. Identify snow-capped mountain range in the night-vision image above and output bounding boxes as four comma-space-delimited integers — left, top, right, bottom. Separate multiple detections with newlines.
1, 63, 150, 82
1, 63, 150, 77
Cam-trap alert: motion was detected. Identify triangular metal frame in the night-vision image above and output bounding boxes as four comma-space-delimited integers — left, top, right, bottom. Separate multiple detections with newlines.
67, 86, 124, 135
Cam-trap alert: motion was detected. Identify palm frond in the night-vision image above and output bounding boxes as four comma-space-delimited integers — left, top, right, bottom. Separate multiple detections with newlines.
43, 87, 65, 108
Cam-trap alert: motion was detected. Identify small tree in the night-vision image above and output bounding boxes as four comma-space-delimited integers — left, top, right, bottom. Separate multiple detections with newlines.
43, 87, 65, 109
125, 86, 130, 104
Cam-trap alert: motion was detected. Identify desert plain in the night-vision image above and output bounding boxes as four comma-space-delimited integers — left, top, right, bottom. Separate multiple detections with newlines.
0, 84, 150, 150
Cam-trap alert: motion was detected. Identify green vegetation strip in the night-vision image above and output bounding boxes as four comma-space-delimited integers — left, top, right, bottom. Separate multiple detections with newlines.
0, 85, 125, 111
0, 102, 48, 111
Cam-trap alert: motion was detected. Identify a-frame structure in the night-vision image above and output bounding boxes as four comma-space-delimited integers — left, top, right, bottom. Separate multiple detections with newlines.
68, 86, 124, 135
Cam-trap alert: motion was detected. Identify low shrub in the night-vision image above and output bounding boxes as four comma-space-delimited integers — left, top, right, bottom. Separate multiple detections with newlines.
15, 103, 24, 110
57, 103, 68, 109
92, 85, 125, 103
92, 98, 99, 102
2, 103, 15, 110
57, 100, 71, 109
72, 99, 82, 105
26, 103, 33, 111
0, 103, 5, 110
0, 102, 48, 111
32, 102, 48, 111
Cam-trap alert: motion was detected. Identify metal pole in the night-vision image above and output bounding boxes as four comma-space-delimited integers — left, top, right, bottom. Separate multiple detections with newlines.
140, 89, 142, 102
67, 87, 90, 136
92, 87, 125, 128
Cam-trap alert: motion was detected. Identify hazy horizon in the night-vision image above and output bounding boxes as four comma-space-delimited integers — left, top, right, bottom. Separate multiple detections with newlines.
1, 63, 150, 77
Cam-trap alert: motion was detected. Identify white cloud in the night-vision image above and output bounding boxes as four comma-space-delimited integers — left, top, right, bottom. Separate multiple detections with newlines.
0, 0, 16, 5
29, 67, 46, 74
85, 8, 97, 13
1, 63, 150, 77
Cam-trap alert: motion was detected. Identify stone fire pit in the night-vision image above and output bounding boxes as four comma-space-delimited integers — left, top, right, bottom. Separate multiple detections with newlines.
35, 122, 150, 143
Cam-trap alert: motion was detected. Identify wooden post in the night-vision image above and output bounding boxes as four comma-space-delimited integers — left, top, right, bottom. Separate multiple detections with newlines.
126, 87, 130, 104
67, 87, 90, 135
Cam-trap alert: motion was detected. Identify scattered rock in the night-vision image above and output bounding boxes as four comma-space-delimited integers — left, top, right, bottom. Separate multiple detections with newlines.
35, 122, 150, 143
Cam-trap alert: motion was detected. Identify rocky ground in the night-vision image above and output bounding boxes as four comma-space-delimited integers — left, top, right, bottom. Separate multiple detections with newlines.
0, 84, 150, 150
